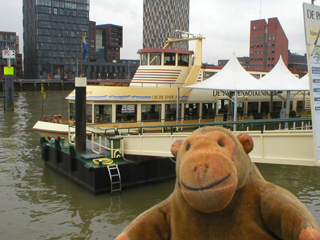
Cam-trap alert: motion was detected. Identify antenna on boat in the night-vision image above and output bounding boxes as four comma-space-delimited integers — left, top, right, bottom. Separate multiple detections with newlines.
175, 30, 196, 38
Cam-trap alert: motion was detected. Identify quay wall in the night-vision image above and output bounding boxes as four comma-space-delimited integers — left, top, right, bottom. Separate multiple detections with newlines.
0, 79, 130, 91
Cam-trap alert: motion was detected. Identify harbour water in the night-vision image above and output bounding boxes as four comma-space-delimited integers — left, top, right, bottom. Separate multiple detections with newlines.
0, 90, 320, 239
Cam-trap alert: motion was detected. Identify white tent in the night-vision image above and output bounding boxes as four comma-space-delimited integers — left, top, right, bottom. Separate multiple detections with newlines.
177, 54, 310, 124
178, 53, 265, 122
183, 53, 264, 91
259, 56, 309, 91
258, 56, 310, 118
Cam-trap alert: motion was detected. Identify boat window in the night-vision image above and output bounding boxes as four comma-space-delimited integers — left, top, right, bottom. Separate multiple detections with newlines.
261, 102, 270, 115
142, 104, 161, 121
248, 102, 259, 115
297, 101, 304, 113
141, 53, 148, 65
237, 102, 244, 117
69, 103, 75, 121
165, 104, 180, 121
202, 103, 216, 119
272, 101, 283, 112
69, 103, 92, 123
149, 53, 161, 65
270, 101, 283, 118
86, 104, 92, 123
178, 54, 189, 66
164, 53, 176, 66
184, 103, 199, 120
116, 104, 137, 122
94, 105, 112, 123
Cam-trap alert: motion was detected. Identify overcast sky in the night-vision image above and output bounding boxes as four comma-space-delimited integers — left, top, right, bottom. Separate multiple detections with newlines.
0, 0, 315, 64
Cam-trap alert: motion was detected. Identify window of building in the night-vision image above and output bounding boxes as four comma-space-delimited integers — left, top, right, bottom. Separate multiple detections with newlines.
37, 14, 50, 21
36, 0, 51, 6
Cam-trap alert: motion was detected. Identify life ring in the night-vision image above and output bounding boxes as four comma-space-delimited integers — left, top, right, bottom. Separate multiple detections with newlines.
113, 149, 122, 159
92, 158, 114, 166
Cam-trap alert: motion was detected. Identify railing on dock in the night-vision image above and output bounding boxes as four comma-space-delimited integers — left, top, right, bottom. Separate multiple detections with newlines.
105, 117, 312, 136
68, 125, 124, 158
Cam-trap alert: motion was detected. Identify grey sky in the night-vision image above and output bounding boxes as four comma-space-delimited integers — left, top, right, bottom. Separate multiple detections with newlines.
0, 0, 313, 64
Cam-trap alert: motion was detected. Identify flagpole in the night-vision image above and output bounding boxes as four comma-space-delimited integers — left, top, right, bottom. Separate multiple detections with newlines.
41, 84, 44, 116
80, 31, 84, 77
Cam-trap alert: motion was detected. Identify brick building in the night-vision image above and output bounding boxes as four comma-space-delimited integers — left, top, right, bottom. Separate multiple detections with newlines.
249, 18, 288, 71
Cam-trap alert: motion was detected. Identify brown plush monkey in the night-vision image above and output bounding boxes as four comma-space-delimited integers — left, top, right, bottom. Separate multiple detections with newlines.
115, 126, 320, 240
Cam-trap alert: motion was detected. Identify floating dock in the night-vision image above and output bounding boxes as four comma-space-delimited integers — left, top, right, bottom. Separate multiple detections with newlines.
41, 137, 175, 194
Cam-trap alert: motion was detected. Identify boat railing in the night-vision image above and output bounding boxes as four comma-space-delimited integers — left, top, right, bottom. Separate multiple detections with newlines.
65, 118, 312, 156
67, 124, 123, 157
130, 82, 185, 88
105, 117, 312, 136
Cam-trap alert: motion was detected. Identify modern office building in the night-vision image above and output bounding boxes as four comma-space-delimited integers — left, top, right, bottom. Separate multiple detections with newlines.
89, 22, 123, 62
143, 0, 189, 50
0, 31, 23, 78
87, 22, 138, 80
23, 0, 90, 79
249, 17, 288, 71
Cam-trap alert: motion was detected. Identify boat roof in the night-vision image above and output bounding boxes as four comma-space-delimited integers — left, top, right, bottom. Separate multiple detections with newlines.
137, 48, 194, 55
66, 85, 190, 102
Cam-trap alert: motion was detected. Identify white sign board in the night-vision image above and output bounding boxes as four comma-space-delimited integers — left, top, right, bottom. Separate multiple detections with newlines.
2, 49, 16, 59
303, 2, 320, 166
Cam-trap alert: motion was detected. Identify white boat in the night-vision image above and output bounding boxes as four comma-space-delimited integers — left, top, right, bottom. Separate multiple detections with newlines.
32, 33, 310, 140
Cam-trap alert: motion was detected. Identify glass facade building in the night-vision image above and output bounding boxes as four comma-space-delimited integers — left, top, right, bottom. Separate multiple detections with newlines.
23, 0, 90, 79
143, 0, 189, 50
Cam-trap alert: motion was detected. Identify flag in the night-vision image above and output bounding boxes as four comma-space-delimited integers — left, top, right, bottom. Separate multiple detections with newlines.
41, 84, 46, 99
82, 35, 89, 60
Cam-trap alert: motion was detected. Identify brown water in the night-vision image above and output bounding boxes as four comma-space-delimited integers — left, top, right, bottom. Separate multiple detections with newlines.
0, 91, 319, 239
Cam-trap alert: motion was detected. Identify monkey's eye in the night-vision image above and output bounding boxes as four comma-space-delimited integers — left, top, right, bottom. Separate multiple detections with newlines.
218, 140, 225, 147
186, 144, 191, 150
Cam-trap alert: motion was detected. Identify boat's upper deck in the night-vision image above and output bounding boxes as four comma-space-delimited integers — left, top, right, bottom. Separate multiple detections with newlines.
130, 48, 195, 87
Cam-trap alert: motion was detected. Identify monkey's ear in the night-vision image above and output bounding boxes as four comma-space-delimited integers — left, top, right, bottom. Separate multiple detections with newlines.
237, 134, 254, 154
171, 139, 183, 157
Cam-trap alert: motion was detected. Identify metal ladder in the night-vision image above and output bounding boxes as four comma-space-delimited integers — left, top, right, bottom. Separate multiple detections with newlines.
107, 165, 121, 194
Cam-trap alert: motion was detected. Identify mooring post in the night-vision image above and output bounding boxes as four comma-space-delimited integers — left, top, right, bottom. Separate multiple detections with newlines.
75, 77, 87, 151
4, 66, 14, 111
